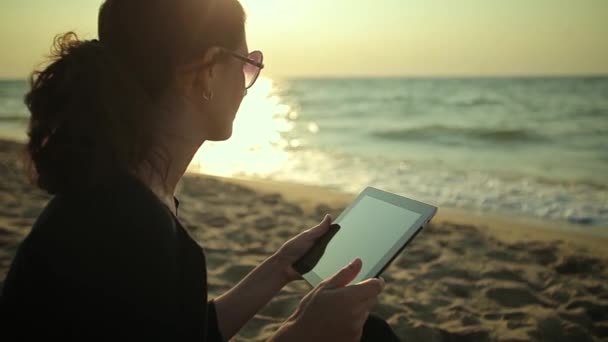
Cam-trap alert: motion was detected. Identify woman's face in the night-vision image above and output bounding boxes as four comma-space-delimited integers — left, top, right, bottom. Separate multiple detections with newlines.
170, 35, 251, 143
199, 37, 249, 141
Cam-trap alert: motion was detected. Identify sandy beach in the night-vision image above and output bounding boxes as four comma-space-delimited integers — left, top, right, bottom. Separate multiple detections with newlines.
0, 138, 607, 341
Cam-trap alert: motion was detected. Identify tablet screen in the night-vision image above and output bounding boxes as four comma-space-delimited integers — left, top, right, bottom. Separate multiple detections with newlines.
307, 195, 423, 286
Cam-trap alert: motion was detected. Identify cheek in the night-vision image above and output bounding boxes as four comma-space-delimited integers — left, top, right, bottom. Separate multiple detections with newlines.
215, 82, 242, 120
229, 68, 245, 107
210, 65, 245, 121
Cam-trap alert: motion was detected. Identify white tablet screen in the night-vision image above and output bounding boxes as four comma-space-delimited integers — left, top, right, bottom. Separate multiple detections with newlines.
309, 195, 422, 285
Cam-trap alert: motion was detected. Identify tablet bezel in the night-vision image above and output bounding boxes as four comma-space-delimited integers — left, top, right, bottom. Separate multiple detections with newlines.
302, 186, 437, 287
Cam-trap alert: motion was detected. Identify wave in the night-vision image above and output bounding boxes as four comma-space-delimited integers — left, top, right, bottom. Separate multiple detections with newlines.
577, 107, 608, 118
448, 97, 503, 107
371, 125, 547, 144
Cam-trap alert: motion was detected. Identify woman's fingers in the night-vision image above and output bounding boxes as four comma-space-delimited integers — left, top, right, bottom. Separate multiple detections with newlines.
352, 294, 379, 316
362, 295, 379, 312
351, 297, 379, 333
320, 258, 363, 290
354, 311, 371, 333
338, 277, 385, 302
305, 214, 332, 237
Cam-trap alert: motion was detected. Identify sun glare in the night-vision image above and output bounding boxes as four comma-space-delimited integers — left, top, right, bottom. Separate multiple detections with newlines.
189, 77, 294, 177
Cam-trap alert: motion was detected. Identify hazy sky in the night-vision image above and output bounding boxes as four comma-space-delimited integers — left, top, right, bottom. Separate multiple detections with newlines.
1, 0, 607, 79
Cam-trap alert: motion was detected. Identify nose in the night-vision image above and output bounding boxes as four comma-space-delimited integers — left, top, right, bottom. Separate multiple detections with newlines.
243, 87, 248, 97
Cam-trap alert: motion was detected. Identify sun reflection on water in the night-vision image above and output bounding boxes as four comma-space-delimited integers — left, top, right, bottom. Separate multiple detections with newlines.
189, 77, 295, 178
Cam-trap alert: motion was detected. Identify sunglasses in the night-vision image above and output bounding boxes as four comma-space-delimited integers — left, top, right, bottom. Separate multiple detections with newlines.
223, 49, 264, 89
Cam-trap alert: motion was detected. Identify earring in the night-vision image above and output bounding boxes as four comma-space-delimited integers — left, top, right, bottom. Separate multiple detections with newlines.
203, 90, 214, 101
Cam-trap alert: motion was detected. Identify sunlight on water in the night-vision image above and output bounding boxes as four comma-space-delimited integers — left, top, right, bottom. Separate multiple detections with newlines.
189, 77, 294, 177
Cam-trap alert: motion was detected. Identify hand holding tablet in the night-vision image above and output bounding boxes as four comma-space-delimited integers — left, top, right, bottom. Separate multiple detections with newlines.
293, 186, 437, 287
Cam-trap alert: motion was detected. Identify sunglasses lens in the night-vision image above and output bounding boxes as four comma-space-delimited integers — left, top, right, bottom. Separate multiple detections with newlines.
243, 51, 263, 88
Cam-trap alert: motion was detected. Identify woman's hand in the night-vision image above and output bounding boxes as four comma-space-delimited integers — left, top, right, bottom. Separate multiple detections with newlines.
272, 214, 334, 283
270, 258, 386, 341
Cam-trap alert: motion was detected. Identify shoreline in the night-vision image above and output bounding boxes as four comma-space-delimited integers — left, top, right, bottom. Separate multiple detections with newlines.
1, 131, 606, 230
204, 173, 608, 257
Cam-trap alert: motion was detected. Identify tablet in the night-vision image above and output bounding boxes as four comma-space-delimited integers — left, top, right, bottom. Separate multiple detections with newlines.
293, 186, 437, 287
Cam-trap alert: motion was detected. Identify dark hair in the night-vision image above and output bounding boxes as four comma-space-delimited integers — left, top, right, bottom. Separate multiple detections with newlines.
24, 0, 246, 194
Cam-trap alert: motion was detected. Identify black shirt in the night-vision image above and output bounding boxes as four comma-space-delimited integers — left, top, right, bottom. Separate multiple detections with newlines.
1, 173, 224, 341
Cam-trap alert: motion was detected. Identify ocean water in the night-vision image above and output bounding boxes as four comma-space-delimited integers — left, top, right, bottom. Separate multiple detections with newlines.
1, 77, 607, 226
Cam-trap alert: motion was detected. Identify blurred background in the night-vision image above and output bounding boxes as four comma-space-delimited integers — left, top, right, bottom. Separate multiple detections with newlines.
1, 0, 607, 227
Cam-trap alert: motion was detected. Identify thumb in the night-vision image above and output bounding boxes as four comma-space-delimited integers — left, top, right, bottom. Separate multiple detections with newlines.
322, 258, 362, 289
308, 214, 332, 237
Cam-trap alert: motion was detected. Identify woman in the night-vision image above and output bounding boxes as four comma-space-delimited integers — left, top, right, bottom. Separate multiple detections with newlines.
1, 0, 400, 341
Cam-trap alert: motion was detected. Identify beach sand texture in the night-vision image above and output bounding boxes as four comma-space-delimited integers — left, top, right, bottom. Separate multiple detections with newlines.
1, 139, 607, 341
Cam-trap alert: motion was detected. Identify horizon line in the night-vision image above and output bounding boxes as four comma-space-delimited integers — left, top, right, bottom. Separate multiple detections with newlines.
1, 72, 607, 82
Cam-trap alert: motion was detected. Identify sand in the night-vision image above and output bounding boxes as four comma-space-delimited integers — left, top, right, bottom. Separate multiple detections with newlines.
1, 138, 607, 341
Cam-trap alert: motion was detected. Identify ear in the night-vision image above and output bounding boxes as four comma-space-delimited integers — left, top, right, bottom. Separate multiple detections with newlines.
175, 46, 223, 95
177, 47, 223, 79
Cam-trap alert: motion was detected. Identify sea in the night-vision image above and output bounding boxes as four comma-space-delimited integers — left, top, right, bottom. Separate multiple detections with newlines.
1, 77, 607, 227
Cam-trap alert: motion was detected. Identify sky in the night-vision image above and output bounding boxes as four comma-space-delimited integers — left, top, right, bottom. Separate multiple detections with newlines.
0, 0, 607, 79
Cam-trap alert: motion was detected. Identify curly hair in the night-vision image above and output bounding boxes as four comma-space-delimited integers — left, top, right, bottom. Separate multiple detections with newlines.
24, 0, 246, 194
